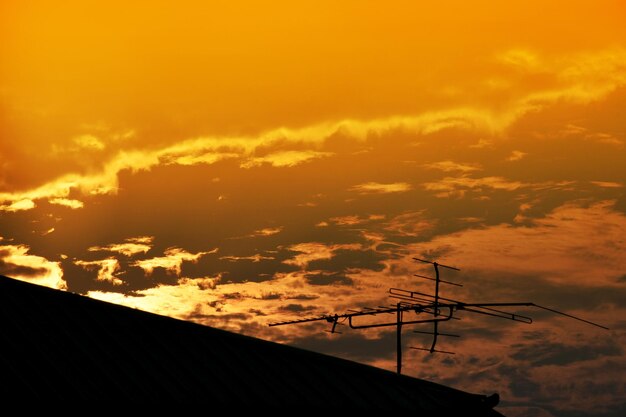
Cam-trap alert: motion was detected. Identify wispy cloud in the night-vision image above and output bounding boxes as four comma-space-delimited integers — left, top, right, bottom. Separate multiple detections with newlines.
2, 47, 625, 212
283, 242, 361, 269
132, 247, 217, 276
88, 236, 154, 257
423, 176, 525, 198
506, 150, 527, 162
0, 199, 35, 212
74, 258, 123, 285
220, 254, 275, 262
0, 242, 66, 289
249, 227, 283, 237
49, 198, 84, 209
405, 200, 626, 286
350, 182, 412, 194
590, 181, 622, 188
383, 211, 435, 237
422, 160, 482, 173
329, 214, 385, 226
73, 134, 105, 151
241, 150, 333, 168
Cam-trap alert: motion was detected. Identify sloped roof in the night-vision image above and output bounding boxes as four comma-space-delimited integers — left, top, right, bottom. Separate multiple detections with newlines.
0, 275, 503, 412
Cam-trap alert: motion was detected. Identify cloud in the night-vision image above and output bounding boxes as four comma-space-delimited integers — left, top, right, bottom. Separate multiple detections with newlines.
41, 227, 55, 236
422, 161, 482, 173
73, 134, 105, 151
248, 227, 283, 237
590, 181, 622, 188
74, 258, 123, 285
329, 214, 385, 226
497, 49, 542, 71
132, 247, 217, 276
283, 242, 361, 269
383, 211, 436, 237
48, 198, 84, 209
220, 254, 275, 263
423, 176, 525, 198
0, 199, 35, 212
405, 200, 626, 286
88, 236, 154, 257
241, 150, 333, 168
0, 243, 66, 289
2, 47, 626, 212
510, 340, 622, 367
506, 150, 527, 162
350, 182, 413, 194
559, 124, 624, 146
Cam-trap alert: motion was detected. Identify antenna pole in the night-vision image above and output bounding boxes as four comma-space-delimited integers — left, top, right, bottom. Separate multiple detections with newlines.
434, 262, 440, 314
397, 302, 402, 375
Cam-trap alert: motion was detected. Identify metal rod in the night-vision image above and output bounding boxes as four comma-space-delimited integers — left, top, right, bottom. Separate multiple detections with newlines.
411, 346, 456, 355
413, 330, 460, 337
413, 257, 460, 271
397, 302, 402, 375
414, 274, 463, 287
533, 304, 609, 330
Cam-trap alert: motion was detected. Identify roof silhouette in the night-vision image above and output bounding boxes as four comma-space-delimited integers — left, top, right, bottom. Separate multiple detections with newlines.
0, 275, 503, 412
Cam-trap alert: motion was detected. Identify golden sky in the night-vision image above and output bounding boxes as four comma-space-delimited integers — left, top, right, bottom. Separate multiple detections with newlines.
1, 2, 625, 415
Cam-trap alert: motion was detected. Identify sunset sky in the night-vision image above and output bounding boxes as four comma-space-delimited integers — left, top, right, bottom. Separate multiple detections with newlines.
1, 1, 625, 415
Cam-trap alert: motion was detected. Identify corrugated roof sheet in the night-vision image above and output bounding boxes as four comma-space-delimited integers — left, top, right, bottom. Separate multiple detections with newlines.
0, 275, 503, 412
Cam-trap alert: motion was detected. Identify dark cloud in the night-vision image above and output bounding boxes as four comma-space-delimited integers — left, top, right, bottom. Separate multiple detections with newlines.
511, 340, 622, 367
0, 258, 47, 278
248, 309, 266, 316
304, 271, 353, 286
498, 364, 541, 398
254, 292, 282, 300
286, 293, 320, 300
291, 330, 397, 363
307, 248, 387, 272
278, 304, 318, 313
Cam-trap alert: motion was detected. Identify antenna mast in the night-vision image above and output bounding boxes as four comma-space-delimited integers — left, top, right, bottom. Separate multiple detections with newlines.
269, 257, 608, 375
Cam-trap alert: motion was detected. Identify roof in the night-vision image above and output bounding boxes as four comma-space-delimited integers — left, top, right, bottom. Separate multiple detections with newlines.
0, 275, 503, 412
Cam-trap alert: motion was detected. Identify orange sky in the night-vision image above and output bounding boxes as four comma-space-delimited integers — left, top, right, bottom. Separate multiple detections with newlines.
1, 2, 625, 416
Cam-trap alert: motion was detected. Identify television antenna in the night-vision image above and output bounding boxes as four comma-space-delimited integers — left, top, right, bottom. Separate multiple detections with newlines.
269, 257, 608, 375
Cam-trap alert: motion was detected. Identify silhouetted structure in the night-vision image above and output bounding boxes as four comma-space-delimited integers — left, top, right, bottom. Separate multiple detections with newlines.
0, 275, 502, 412
270, 258, 607, 375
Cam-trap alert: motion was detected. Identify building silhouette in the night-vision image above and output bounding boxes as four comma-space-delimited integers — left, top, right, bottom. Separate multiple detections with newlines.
0, 275, 502, 412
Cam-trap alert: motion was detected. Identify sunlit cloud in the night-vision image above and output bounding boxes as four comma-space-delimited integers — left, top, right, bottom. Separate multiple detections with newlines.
422, 161, 482, 173
74, 258, 123, 285
73, 134, 105, 151
506, 150, 527, 162
41, 227, 55, 236
469, 138, 494, 149
406, 200, 626, 286
132, 247, 218, 276
3, 47, 626, 212
497, 49, 541, 71
590, 181, 622, 188
329, 214, 385, 226
423, 176, 525, 198
220, 254, 275, 263
249, 227, 283, 237
383, 211, 435, 237
0, 242, 66, 289
0, 199, 35, 212
241, 150, 333, 168
283, 242, 362, 269
49, 198, 84, 209
88, 236, 154, 257
350, 182, 413, 194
